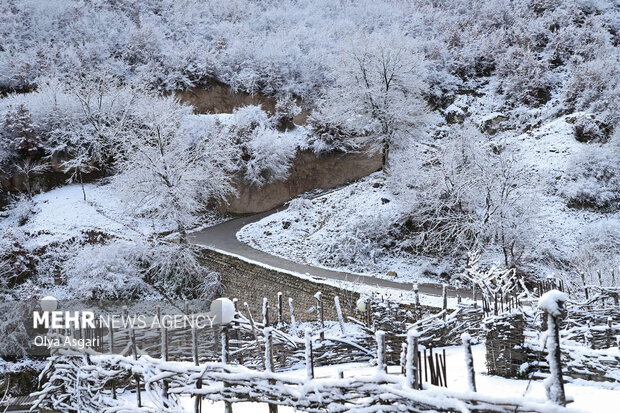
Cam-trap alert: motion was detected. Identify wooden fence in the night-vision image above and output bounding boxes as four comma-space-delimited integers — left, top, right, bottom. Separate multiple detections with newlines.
33, 331, 581, 413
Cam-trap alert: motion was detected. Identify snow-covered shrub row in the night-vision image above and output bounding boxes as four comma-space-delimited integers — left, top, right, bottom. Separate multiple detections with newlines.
0, 76, 142, 177
0, 78, 303, 198
1, 236, 220, 301
1, 1, 617, 124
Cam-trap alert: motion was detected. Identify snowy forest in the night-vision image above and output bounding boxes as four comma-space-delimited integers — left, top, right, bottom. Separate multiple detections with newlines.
0, 0, 619, 411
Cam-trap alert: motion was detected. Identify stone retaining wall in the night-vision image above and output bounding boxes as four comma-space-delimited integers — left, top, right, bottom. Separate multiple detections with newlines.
199, 248, 361, 323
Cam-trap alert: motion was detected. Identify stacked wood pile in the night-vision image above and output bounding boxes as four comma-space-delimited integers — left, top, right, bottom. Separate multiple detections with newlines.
484, 312, 527, 378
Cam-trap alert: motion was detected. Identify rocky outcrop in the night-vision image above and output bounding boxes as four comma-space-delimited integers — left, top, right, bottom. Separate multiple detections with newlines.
175, 82, 308, 124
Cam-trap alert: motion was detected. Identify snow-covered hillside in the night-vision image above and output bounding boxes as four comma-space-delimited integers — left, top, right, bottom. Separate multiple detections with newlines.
239, 113, 619, 288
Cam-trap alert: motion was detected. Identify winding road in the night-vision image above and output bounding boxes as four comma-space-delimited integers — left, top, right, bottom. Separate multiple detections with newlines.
189, 207, 468, 299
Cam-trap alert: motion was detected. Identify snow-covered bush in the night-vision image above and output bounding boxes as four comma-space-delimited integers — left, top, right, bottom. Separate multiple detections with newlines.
0, 302, 31, 357
495, 46, 553, 106
563, 52, 619, 128
64, 241, 148, 300
0, 228, 34, 295
572, 115, 607, 143
229, 105, 272, 136
306, 111, 362, 155
3, 194, 39, 227
274, 95, 301, 131
242, 126, 297, 187
313, 209, 396, 270
62, 239, 221, 300
142, 242, 221, 300
561, 132, 620, 211
226, 105, 298, 186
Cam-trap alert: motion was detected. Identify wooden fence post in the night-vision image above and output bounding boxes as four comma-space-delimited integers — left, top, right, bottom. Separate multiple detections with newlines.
365, 298, 372, 329
263, 298, 270, 327
288, 298, 296, 331
264, 327, 278, 413
130, 327, 141, 408
413, 284, 421, 320
423, 348, 428, 383
161, 326, 169, 405
304, 327, 314, 380
108, 326, 114, 355
400, 343, 407, 375
277, 292, 283, 327
406, 330, 419, 389
192, 325, 201, 413
222, 327, 233, 413
315, 292, 324, 341
442, 284, 448, 321
221, 326, 229, 365
192, 326, 199, 365
108, 324, 116, 399
539, 291, 567, 406
376, 330, 386, 373
462, 333, 476, 392
334, 296, 346, 335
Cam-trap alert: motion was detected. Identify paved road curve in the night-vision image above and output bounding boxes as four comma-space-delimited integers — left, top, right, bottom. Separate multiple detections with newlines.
190, 208, 469, 299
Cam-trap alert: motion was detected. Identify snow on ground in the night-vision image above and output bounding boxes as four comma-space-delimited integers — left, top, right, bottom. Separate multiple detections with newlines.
0, 183, 176, 249
503, 114, 619, 265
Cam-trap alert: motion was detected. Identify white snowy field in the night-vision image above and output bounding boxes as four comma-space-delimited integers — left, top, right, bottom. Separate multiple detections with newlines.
125, 344, 620, 412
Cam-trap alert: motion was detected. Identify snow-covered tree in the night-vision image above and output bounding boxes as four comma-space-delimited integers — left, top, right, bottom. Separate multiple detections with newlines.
316, 31, 428, 169
395, 127, 538, 268
113, 97, 235, 240
51, 75, 140, 197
